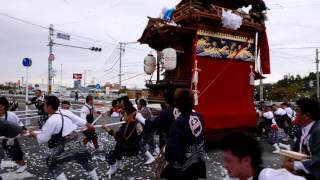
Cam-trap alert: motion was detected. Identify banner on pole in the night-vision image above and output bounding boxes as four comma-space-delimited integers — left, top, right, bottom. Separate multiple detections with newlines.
73, 73, 82, 80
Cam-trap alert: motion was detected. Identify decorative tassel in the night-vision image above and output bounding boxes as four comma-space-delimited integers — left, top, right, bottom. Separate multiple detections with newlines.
192, 62, 199, 85
249, 65, 255, 86
193, 90, 200, 106
192, 60, 201, 105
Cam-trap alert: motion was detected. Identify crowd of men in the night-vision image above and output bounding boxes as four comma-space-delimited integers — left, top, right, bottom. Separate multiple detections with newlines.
1, 88, 320, 180
0, 89, 206, 180
253, 98, 320, 180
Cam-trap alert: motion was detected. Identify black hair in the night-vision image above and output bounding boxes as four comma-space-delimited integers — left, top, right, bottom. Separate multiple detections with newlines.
0, 96, 9, 111
116, 98, 122, 103
164, 90, 174, 106
86, 95, 93, 103
121, 96, 130, 103
123, 102, 136, 114
45, 96, 60, 111
221, 133, 263, 172
296, 98, 320, 120
174, 88, 194, 114
111, 100, 117, 108
160, 102, 167, 110
138, 98, 147, 107
61, 101, 71, 106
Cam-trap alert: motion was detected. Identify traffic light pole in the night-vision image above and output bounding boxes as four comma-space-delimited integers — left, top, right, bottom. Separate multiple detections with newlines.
48, 24, 54, 95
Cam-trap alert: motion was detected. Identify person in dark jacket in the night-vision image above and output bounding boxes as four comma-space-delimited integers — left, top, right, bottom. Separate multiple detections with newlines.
8, 96, 19, 111
103, 103, 143, 178
0, 96, 27, 173
0, 119, 23, 173
283, 98, 320, 180
29, 89, 47, 129
136, 89, 206, 180
138, 91, 177, 148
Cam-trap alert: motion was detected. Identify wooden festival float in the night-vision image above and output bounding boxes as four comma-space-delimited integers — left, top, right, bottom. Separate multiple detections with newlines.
138, 0, 271, 140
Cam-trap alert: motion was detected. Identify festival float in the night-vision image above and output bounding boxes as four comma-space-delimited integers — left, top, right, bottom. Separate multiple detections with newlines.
138, 0, 271, 140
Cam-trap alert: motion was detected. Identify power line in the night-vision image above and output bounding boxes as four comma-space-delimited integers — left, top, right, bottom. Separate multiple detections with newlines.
0, 12, 48, 30
270, 50, 314, 61
0, 12, 117, 46
105, 32, 118, 43
121, 73, 145, 82
105, 56, 120, 72
104, 48, 119, 65
270, 46, 320, 50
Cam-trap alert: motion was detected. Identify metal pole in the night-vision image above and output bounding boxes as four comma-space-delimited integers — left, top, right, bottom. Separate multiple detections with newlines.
84, 70, 86, 92
48, 24, 54, 95
25, 67, 29, 126
119, 43, 122, 87
157, 51, 160, 82
316, 48, 319, 99
259, 79, 263, 101
60, 64, 63, 88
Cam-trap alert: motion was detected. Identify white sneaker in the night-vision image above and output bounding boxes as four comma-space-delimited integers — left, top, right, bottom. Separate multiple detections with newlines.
152, 146, 160, 156
16, 164, 27, 173
279, 143, 291, 151
144, 151, 155, 165
56, 172, 67, 180
88, 169, 99, 180
95, 145, 104, 152
87, 142, 95, 149
106, 162, 119, 178
117, 160, 124, 170
272, 144, 281, 154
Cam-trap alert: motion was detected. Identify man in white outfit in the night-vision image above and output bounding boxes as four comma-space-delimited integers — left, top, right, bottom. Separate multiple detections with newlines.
28, 96, 99, 180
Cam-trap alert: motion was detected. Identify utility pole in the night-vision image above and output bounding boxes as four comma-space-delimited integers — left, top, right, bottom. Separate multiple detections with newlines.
84, 70, 86, 92
119, 42, 124, 87
60, 64, 63, 88
48, 24, 54, 95
259, 79, 263, 101
316, 48, 319, 99
157, 51, 161, 82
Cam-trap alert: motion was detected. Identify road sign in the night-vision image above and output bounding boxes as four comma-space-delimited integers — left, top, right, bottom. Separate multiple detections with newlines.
48, 54, 55, 61
96, 84, 101, 89
73, 73, 82, 80
22, 58, 32, 67
57, 32, 70, 40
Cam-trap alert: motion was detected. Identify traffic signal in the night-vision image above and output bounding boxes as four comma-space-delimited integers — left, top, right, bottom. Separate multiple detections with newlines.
90, 47, 102, 52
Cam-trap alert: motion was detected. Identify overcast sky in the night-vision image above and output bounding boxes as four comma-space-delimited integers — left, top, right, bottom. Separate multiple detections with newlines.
0, 0, 320, 89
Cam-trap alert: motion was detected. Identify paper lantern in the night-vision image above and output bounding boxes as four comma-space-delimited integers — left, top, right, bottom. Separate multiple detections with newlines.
144, 54, 156, 75
161, 48, 177, 71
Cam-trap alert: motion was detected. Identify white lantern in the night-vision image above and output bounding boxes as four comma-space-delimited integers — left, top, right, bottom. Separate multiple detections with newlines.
161, 48, 177, 71
144, 54, 156, 75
